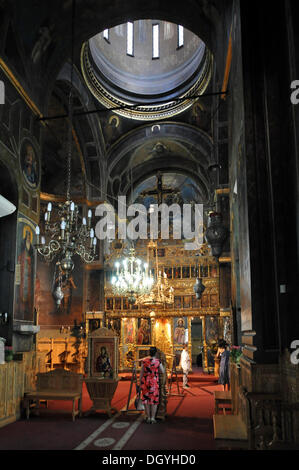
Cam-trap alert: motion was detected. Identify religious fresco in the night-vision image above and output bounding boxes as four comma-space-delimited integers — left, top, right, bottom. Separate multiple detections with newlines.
36, 257, 83, 326
137, 318, 151, 345
14, 216, 36, 322
132, 173, 203, 208
173, 317, 188, 345
103, 114, 122, 148
20, 140, 39, 189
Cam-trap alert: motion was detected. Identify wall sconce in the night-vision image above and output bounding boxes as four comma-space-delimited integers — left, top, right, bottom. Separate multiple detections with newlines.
0, 312, 8, 325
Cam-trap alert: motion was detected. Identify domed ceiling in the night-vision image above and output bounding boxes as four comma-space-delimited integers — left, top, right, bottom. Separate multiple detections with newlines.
81, 20, 213, 120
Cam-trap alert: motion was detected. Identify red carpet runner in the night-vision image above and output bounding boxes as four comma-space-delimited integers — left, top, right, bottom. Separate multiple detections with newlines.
0, 368, 222, 451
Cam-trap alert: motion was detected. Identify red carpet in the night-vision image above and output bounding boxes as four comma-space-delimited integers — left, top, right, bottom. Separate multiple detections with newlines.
0, 368, 222, 451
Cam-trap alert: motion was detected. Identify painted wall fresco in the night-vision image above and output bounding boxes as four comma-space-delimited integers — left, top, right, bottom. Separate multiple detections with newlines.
20, 140, 39, 190
14, 215, 36, 322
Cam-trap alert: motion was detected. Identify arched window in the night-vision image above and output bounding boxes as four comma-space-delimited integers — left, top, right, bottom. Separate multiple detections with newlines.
152, 23, 160, 59
127, 22, 134, 56
103, 29, 109, 42
177, 25, 184, 48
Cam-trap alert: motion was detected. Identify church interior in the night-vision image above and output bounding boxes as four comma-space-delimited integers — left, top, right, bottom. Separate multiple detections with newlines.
0, 0, 298, 453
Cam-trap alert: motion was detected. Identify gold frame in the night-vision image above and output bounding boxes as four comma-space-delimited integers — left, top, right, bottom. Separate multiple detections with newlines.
87, 327, 119, 380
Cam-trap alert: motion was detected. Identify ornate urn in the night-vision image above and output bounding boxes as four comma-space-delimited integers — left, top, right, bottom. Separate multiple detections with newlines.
205, 212, 228, 258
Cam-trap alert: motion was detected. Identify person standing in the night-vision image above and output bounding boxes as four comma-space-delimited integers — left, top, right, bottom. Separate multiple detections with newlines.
139, 347, 165, 424
180, 343, 191, 389
216, 339, 230, 391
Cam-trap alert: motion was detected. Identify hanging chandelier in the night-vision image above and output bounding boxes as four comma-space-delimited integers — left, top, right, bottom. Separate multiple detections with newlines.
136, 269, 174, 307
34, 0, 96, 278
34, 198, 97, 275
110, 247, 154, 304
136, 241, 174, 307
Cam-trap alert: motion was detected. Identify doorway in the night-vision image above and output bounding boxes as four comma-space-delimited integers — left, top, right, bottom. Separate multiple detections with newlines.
191, 317, 203, 369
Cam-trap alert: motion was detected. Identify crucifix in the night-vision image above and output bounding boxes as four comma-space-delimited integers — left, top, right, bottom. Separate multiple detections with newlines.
140, 171, 180, 206
140, 172, 181, 245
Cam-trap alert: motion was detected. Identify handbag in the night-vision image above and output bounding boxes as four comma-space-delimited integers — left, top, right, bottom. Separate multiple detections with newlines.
135, 385, 144, 411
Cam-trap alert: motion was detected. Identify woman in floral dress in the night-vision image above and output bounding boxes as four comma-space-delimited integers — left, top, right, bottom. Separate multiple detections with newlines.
139, 347, 165, 424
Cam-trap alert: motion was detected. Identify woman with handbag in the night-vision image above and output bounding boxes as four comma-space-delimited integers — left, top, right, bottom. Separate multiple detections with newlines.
139, 347, 165, 424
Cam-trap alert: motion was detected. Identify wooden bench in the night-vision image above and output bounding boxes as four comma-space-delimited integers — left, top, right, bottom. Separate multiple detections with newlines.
23, 369, 83, 422
213, 387, 250, 449
214, 390, 232, 414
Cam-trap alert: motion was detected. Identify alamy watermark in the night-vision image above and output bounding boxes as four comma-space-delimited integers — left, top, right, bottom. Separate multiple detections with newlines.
290, 80, 299, 104
0, 80, 4, 105
290, 340, 299, 365
94, 196, 204, 250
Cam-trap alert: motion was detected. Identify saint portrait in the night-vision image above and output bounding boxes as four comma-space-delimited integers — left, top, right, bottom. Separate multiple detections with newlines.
15, 221, 36, 321
91, 338, 116, 378
21, 141, 39, 189
104, 114, 121, 148
123, 318, 135, 344
95, 346, 113, 377
173, 317, 187, 344
137, 318, 151, 345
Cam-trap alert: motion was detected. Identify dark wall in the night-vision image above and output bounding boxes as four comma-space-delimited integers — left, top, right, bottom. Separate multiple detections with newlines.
229, 0, 299, 363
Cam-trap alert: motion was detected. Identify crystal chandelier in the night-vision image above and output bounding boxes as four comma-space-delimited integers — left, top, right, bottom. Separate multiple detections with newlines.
110, 247, 154, 304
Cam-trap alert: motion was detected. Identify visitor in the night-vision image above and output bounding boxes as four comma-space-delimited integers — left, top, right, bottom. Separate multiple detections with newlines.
180, 343, 191, 389
216, 339, 230, 391
139, 346, 165, 424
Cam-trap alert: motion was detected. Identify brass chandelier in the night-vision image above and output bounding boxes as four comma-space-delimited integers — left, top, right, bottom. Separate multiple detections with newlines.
135, 241, 174, 307
34, 0, 96, 280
